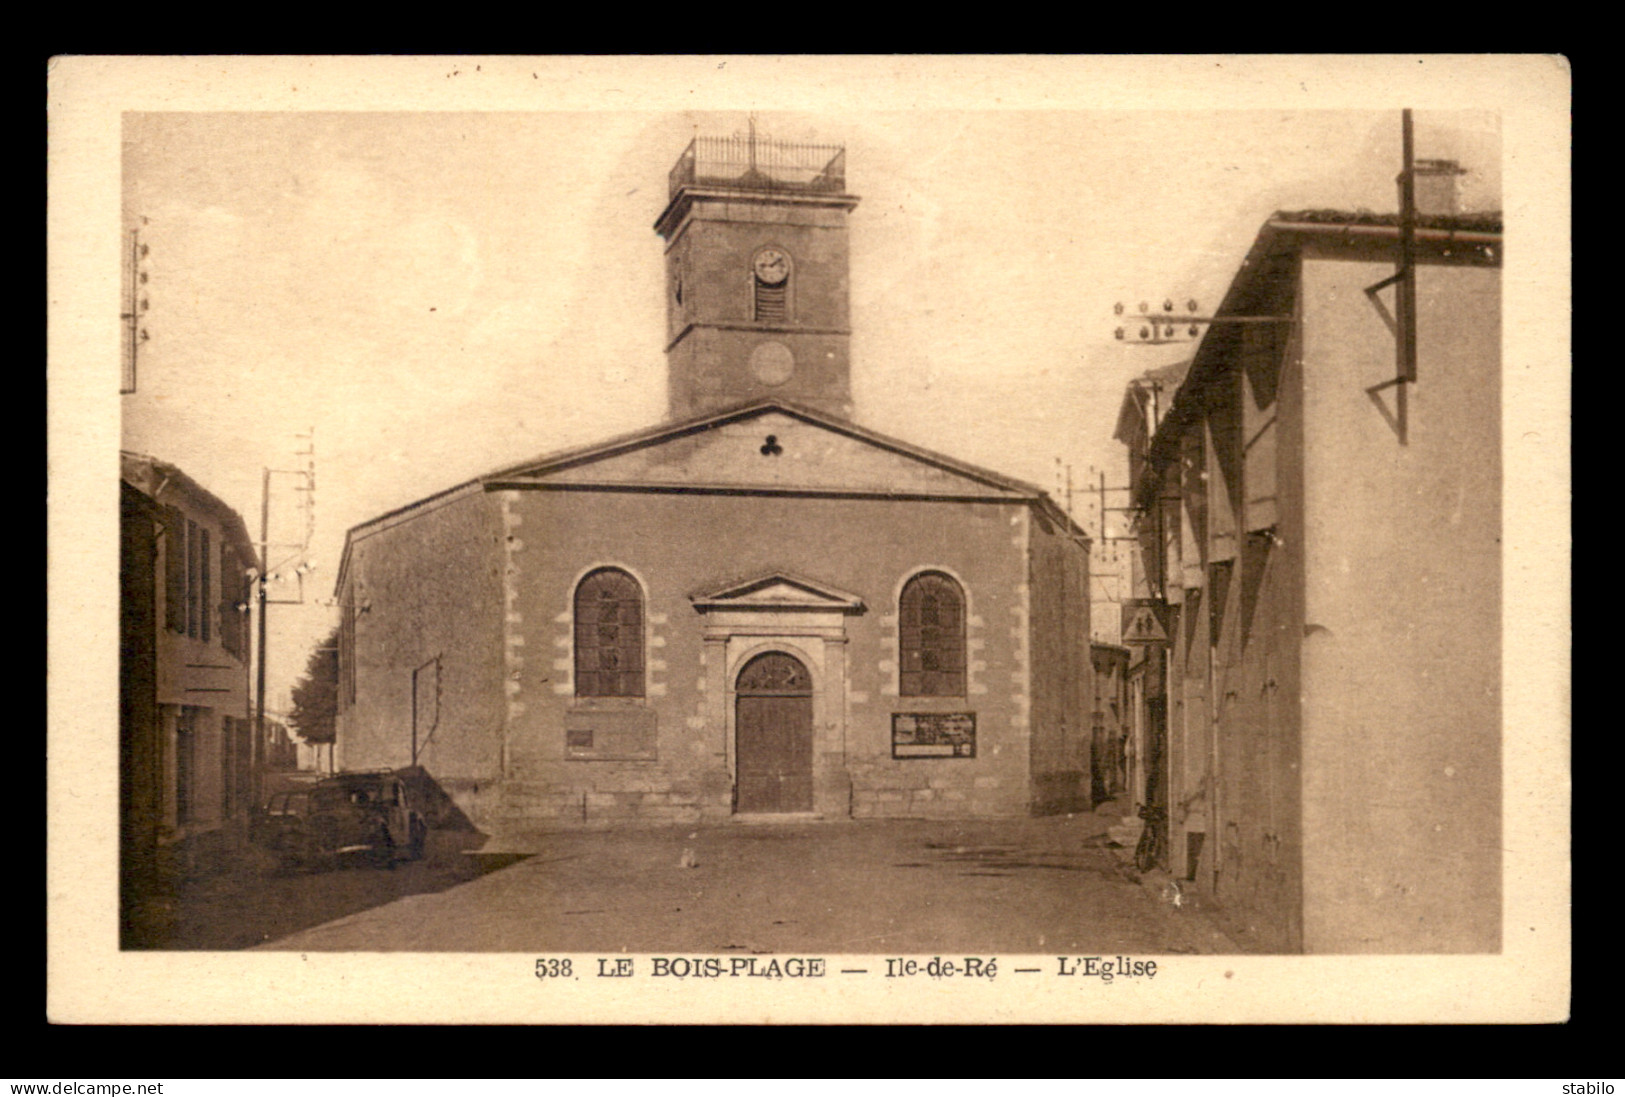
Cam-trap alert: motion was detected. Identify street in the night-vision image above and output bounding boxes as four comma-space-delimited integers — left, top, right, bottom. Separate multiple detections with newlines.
124, 827, 528, 951
251, 809, 1240, 955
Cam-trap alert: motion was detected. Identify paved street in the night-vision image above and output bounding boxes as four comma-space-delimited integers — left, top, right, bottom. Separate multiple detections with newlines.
257, 810, 1240, 954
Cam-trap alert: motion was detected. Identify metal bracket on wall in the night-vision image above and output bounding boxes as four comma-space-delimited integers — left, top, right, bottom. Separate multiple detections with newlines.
1363, 109, 1421, 445
412, 654, 443, 766
1364, 375, 1409, 446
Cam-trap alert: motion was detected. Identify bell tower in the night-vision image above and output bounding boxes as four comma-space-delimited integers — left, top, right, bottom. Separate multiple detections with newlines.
655, 128, 860, 420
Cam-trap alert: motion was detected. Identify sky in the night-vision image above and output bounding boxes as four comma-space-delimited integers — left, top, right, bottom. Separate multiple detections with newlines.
120, 107, 1501, 710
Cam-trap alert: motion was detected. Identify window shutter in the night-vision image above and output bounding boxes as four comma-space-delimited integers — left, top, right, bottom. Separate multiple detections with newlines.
218, 544, 240, 659
164, 506, 186, 633
1242, 324, 1281, 533
220, 717, 234, 817
175, 707, 196, 825
200, 528, 211, 643
186, 520, 201, 639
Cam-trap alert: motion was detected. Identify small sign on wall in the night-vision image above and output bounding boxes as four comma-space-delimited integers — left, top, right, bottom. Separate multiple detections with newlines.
892, 713, 976, 759
565, 707, 658, 761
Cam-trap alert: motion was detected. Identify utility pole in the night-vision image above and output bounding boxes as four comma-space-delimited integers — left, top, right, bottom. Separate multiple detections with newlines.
120, 219, 151, 394
251, 431, 319, 807
1084, 465, 1139, 644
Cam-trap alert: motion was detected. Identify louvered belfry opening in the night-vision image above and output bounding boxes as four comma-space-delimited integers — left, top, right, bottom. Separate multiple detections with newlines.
754, 276, 788, 322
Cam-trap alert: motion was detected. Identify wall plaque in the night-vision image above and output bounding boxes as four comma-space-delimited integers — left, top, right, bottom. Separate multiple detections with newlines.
892, 712, 976, 759
565, 706, 658, 761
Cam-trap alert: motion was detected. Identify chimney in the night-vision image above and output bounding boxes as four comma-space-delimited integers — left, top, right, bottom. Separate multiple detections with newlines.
1413, 158, 1466, 217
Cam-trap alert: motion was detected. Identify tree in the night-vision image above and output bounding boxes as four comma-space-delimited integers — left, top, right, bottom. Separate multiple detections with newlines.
289, 627, 339, 745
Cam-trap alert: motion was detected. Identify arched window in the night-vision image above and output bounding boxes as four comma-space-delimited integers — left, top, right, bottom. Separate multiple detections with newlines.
574, 568, 645, 698
899, 571, 966, 697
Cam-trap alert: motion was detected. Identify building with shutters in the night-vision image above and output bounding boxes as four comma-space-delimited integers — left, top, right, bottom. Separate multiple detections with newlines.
120, 452, 259, 944
1114, 206, 1502, 953
332, 134, 1094, 833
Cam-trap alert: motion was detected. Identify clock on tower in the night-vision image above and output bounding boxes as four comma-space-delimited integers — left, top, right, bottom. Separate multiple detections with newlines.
656, 132, 859, 420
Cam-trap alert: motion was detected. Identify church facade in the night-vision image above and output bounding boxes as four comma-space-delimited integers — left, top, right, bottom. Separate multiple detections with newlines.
334, 135, 1093, 831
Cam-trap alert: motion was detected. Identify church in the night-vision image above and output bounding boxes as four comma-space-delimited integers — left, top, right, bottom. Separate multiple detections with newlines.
333, 134, 1094, 832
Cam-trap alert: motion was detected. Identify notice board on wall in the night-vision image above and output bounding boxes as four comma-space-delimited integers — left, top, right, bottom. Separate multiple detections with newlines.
891, 712, 976, 758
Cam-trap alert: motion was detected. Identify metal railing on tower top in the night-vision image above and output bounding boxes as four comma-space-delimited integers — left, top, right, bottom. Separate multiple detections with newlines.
668, 134, 846, 199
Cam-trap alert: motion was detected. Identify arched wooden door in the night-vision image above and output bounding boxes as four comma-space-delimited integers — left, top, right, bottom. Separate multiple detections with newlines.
735, 652, 814, 813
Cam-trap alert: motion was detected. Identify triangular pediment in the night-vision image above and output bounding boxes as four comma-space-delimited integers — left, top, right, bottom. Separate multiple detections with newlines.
690, 571, 866, 614
343, 401, 1082, 590
484, 401, 1043, 502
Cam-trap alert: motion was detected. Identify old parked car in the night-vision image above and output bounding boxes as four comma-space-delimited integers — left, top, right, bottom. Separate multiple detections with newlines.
254, 770, 428, 872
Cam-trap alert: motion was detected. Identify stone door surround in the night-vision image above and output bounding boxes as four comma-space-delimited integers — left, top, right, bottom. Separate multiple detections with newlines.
691, 572, 864, 818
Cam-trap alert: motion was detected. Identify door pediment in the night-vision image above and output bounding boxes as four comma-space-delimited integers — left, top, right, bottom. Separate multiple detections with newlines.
690, 571, 866, 615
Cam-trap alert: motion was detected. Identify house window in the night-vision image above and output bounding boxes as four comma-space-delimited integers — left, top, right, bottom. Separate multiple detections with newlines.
574, 568, 644, 698
899, 571, 967, 697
